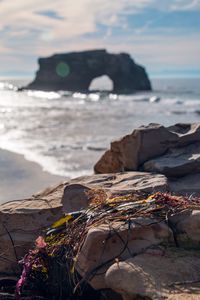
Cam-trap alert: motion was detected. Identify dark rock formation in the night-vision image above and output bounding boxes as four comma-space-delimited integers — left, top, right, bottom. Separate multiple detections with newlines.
24, 49, 151, 93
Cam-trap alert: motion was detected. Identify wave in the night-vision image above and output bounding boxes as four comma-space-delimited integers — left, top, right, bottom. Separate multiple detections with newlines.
27, 90, 61, 100
0, 81, 18, 91
1, 78, 200, 181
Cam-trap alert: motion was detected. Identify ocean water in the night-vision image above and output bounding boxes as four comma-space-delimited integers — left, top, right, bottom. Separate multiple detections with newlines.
0, 78, 200, 178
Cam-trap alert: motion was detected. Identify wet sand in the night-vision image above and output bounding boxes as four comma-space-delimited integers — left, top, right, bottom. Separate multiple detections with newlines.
0, 149, 65, 204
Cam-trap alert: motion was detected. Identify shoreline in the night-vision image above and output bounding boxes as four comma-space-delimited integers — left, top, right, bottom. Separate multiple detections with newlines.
0, 148, 65, 204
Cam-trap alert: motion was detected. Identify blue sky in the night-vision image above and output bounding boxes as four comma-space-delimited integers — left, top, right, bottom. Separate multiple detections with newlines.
0, 0, 200, 78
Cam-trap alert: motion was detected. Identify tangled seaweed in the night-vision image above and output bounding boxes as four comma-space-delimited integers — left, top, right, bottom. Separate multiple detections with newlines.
16, 191, 200, 299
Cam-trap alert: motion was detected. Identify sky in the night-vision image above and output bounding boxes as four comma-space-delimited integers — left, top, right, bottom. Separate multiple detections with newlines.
0, 0, 200, 79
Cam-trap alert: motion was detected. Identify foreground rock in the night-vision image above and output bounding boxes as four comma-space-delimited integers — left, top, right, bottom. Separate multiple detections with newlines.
76, 219, 172, 289
0, 172, 168, 274
1, 121, 200, 299
23, 49, 151, 93
1, 169, 199, 277
94, 123, 200, 174
1, 180, 200, 299
106, 250, 200, 300
94, 122, 200, 196
75, 203, 200, 295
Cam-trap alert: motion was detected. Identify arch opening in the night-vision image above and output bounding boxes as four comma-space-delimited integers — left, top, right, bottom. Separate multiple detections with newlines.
89, 75, 113, 91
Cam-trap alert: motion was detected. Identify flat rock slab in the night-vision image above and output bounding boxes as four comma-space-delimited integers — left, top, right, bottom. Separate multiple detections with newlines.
94, 123, 200, 174
61, 172, 169, 212
143, 142, 200, 177
105, 250, 200, 300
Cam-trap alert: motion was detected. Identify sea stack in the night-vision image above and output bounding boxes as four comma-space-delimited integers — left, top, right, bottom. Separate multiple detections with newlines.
24, 49, 151, 93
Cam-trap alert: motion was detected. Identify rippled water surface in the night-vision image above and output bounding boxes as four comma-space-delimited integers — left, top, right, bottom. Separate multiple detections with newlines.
0, 78, 200, 178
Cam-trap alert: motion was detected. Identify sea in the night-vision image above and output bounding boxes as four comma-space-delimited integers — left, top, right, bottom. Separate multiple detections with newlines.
0, 77, 200, 179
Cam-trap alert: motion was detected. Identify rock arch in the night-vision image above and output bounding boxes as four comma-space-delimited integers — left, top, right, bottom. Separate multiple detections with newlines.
89, 75, 113, 91
25, 49, 152, 93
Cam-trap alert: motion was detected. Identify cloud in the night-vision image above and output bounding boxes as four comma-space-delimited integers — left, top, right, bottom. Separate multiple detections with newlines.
170, 0, 200, 11
0, 45, 12, 56
0, 0, 200, 77
0, 0, 156, 58
1, 0, 198, 51
0, 0, 152, 43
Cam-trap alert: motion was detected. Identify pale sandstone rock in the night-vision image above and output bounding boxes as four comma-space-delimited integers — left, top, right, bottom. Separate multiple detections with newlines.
75, 219, 172, 289
105, 250, 200, 300
61, 172, 169, 212
94, 123, 200, 174
169, 210, 200, 246
143, 142, 200, 177
61, 183, 91, 213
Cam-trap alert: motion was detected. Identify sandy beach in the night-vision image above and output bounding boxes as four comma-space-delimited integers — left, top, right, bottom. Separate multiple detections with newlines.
0, 149, 65, 204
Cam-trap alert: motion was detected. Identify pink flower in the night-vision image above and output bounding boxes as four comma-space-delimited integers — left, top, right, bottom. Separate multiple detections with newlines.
35, 236, 47, 249
15, 254, 32, 299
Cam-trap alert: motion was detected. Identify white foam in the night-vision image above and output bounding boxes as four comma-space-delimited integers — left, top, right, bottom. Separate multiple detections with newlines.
0, 81, 18, 91
27, 90, 61, 100
0, 135, 91, 178
73, 92, 87, 99
88, 93, 100, 102
109, 94, 118, 100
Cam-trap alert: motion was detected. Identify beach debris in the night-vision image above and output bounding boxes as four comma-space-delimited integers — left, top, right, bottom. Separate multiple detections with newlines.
15, 191, 200, 299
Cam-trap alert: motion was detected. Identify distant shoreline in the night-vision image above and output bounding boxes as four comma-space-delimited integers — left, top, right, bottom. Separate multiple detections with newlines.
0, 148, 65, 204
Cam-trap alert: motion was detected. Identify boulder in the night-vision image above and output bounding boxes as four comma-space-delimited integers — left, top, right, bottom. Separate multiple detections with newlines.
105, 250, 200, 300
23, 49, 151, 93
75, 219, 172, 289
94, 123, 200, 174
61, 172, 169, 212
143, 142, 200, 177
